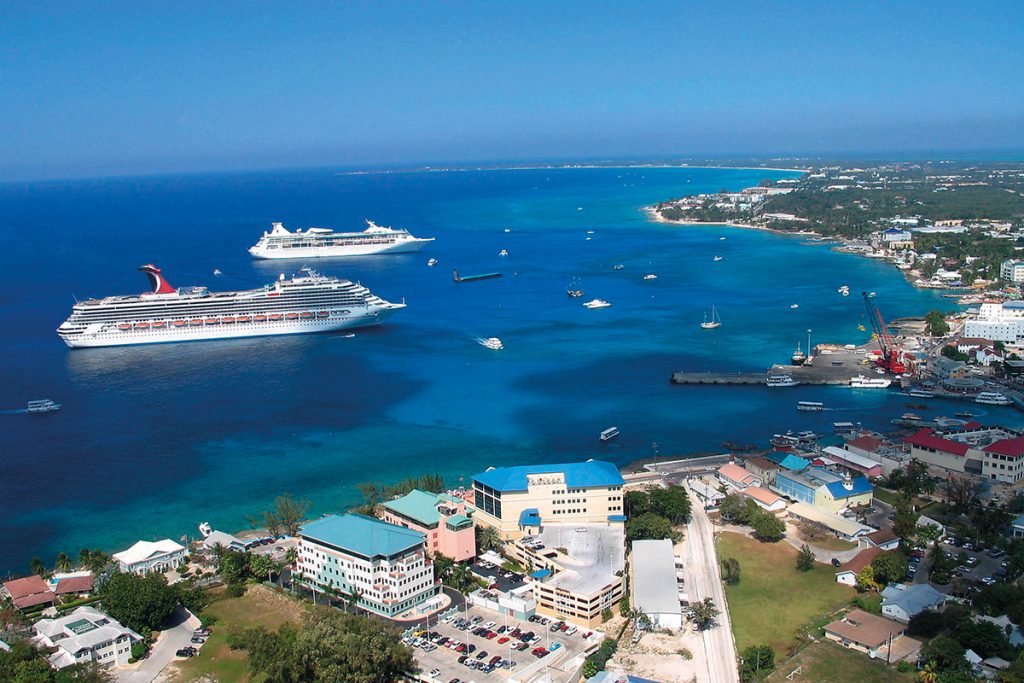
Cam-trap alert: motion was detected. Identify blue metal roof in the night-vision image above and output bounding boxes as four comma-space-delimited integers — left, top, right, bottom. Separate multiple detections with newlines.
1005, 301, 1024, 310
1013, 514, 1024, 528
519, 508, 542, 526
825, 476, 873, 499
777, 454, 810, 471
473, 460, 624, 492
300, 513, 424, 558
608, 514, 627, 522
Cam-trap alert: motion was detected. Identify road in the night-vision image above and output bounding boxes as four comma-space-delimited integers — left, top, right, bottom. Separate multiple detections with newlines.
118, 606, 200, 683
683, 480, 739, 683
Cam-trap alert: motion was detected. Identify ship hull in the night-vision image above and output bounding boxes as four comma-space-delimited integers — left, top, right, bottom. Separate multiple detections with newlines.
249, 239, 432, 259
59, 307, 399, 348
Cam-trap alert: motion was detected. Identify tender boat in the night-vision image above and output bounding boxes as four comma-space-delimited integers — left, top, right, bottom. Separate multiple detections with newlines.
797, 401, 824, 412
955, 411, 975, 418
850, 375, 892, 388
27, 399, 61, 413
499, 249, 509, 256
477, 337, 504, 351
713, 256, 722, 261
976, 392, 1013, 406
766, 374, 799, 387
583, 299, 612, 309
908, 389, 935, 398
599, 427, 620, 441
790, 304, 800, 309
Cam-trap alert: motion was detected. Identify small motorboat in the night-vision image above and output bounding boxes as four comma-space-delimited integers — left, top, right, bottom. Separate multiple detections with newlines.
613, 264, 625, 270
499, 249, 509, 256
427, 258, 438, 267
713, 256, 722, 261
790, 304, 800, 309
583, 299, 612, 309
213, 268, 223, 276
643, 274, 657, 280
27, 399, 61, 414
476, 337, 504, 350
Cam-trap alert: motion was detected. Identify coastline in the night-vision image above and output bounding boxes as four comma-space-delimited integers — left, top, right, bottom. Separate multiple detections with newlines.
341, 163, 812, 176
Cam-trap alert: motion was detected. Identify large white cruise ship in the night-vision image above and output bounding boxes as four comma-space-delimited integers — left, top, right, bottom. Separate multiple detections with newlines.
248, 220, 434, 259
57, 265, 405, 348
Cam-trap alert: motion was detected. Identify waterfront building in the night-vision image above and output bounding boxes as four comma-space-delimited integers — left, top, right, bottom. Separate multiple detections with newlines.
296, 513, 438, 618
32, 606, 142, 669
964, 301, 1024, 344
202, 530, 247, 553
880, 227, 914, 249
717, 463, 761, 491
112, 539, 186, 575
773, 468, 872, 513
689, 479, 725, 508
1, 575, 55, 610
904, 423, 1023, 481
843, 434, 911, 477
631, 539, 683, 630
379, 489, 476, 561
930, 356, 970, 380
469, 460, 625, 539
48, 572, 95, 599
824, 609, 905, 657
1002, 260, 1024, 284
743, 456, 781, 485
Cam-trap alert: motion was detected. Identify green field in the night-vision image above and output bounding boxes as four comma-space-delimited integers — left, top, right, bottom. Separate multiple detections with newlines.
766, 640, 915, 683
718, 532, 855, 654
172, 585, 307, 682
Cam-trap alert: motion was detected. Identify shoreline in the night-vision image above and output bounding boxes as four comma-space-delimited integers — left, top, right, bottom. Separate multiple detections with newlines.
341, 163, 813, 176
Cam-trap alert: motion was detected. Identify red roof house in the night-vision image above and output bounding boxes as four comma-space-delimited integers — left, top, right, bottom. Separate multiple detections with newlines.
1, 575, 54, 609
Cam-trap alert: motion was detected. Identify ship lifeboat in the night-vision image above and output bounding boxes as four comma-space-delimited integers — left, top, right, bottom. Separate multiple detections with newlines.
221, 317, 236, 324
136, 322, 150, 329
254, 314, 268, 322
300, 312, 314, 319
190, 319, 203, 326
117, 323, 132, 331
268, 314, 283, 321
205, 318, 220, 325
172, 320, 186, 327
151, 321, 166, 328
237, 316, 251, 323
316, 311, 329, 318
285, 313, 299, 320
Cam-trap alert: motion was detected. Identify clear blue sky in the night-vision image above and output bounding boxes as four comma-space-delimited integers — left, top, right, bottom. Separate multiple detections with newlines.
2, 1, 1022, 180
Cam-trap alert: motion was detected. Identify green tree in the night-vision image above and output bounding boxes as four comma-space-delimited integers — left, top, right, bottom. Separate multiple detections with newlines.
601, 607, 613, 622
719, 494, 757, 525
218, 550, 251, 585
893, 496, 919, 543
750, 511, 785, 542
98, 572, 178, 633
29, 557, 46, 577
953, 619, 1013, 660
920, 635, 969, 674
871, 551, 910, 585
619, 595, 631, 617
946, 476, 978, 514
796, 544, 815, 572
54, 552, 71, 573
475, 525, 501, 552
626, 512, 674, 542
649, 485, 692, 524
263, 493, 310, 537
917, 523, 943, 547
925, 310, 950, 337
689, 597, 719, 630
856, 566, 880, 592
721, 557, 741, 585
250, 553, 275, 582
740, 645, 775, 682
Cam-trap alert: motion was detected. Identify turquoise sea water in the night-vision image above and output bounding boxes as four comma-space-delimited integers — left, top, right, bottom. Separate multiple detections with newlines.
2, 166, 1019, 573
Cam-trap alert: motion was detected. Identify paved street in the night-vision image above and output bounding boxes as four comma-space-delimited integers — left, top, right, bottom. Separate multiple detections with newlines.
683, 480, 739, 683
118, 606, 200, 683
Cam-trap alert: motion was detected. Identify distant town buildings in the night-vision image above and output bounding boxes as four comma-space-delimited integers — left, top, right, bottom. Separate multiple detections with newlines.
964, 301, 1024, 343
1002, 259, 1024, 283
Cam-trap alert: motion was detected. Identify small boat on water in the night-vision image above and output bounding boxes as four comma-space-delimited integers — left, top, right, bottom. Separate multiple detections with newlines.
976, 392, 1013, 406
27, 399, 61, 414
476, 337, 504, 350
643, 274, 657, 280
713, 256, 722, 262
427, 258, 438, 267
797, 401, 824, 412
955, 411, 975, 418
454, 270, 502, 283
851, 375, 892, 388
767, 374, 799, 387
599, 426, 619, 441
908, 389, 935, 399
901, 412, 923, 421
790, 304, 800, 309
213, 268, 223, 276
504, 228, 511, 233
613, 264, 625, 270
499, 249, 509, 256
567, 277, 584, 298
700, 305, 722, 329
583, 299, 612, 309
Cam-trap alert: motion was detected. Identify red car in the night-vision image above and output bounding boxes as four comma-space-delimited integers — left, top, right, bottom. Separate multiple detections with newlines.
489, 656, 502, 665
456, 644, 466, 653
532, 647, 548, 657
582, 631, 593, 638
485, 631, 497, 640
515, 642, 529, 651
497, 637, 510, 644
559, 623, 569, 632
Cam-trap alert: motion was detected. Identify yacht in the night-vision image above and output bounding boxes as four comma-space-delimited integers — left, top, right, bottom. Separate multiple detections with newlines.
599, 427, 619, 441
643, 274, 657, 280
791, 343, 807, 365
851, 375, 892, 388
713, 256, 723, 262
837, 285, 850, 296
427, 258, 438, 267
976, 392, 1014, 406
797, 401, 825, 412
27, 399, 61, 413
249, 220, 433, 259
700, 305, 722, 329
766, 374, 799, 387
476, 337, 504, 351
583, 299, 612, 309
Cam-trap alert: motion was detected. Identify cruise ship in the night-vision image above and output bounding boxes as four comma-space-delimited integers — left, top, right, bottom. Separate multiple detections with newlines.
56, 265, 405, 348
249, 220, 434, 259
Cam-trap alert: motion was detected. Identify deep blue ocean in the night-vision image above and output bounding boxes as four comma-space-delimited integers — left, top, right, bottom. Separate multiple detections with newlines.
2, 166, 1019, 574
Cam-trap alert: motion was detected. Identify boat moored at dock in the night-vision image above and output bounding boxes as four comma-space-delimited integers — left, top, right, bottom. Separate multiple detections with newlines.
976, 392, 1014, 406
249, 220, 433, 259
766, 374, 799, 387
850, 375, 892, 388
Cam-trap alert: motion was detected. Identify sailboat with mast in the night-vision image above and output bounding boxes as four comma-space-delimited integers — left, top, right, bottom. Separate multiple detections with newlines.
700, 305, 722, 329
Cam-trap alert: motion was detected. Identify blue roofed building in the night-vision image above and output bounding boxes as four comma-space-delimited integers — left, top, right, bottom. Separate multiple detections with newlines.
772, 468, 873, 513
469, 459, 625, 538
1013, 514, 1024, 539
881, 584, 948, 623
296, 513, 439, 618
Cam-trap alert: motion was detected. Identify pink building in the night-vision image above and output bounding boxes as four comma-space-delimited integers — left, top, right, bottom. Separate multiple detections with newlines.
380, 490, 476, 561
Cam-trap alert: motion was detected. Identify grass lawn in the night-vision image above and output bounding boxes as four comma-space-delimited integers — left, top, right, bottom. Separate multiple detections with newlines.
718, 532, 854, 655
765, 640, 915, 683
802, 534, 857, 552
172, 585, 308, 682
872, 487, 901, 505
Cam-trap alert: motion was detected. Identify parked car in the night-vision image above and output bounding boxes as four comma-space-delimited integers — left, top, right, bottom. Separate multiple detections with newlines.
551, 642, 562, 651
498, 637, 510, 644
476, 650, 488, 660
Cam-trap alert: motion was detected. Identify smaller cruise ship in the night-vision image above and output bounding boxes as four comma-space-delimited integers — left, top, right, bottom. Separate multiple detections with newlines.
797, 401, 824, 412
767, 374, 799, 387
249, 220, 434, 259
477, 337, 504, 350
851, 375, 892, 388
27, 399, 61, 414
908, 389, 935, 399
599, 427, 619, 441
976, 392, 1014, 406
583, 299, 612, 309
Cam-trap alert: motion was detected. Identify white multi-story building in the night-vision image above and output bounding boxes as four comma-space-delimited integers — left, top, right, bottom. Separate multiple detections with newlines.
112, 539, 186, 575
296, 513, 438, 618
32, 606, 141, 669
1002, 260, 1024, 283
964, 301, 1024, 343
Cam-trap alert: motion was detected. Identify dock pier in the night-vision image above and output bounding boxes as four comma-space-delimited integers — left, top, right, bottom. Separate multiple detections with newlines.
671, 370, 854, 386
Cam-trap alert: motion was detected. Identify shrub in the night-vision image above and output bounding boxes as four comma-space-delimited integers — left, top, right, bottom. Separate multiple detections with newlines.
601, 607, 613, 622
225, 583, 246, 598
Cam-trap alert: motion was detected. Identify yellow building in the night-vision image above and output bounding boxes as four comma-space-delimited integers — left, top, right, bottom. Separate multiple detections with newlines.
469, 460, 626, 539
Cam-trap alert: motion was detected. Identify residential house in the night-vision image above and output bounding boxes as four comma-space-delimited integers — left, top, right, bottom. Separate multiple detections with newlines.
49, 573, 95, 599
835, 548, 882, 586
858, 528, 900, 551
202, 530, 247, 554
469, 460, 625, 540
717, 463, 761, 492
881, 584, 948, 623
824, 609, 906, 657
688, 479, 725, 508
956, 337, 994, 355
743, 486, 786, 512
975, 346, 1004, 366
1, 575, 55, 610
32, 606, 142, 669
380, 489, 476, 561
112, 539, 186, 575
743, 456, 781, 485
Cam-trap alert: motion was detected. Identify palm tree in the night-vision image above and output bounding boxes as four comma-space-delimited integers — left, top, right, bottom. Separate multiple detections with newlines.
346, 588, 362, 613
476, 526, 501, 552
433, 552, 454, 581
285, 547, 298, 566
450, 564, 475, 594
54, 552, 71, 573
29, 557, 46, 578
918, 661, 939, 683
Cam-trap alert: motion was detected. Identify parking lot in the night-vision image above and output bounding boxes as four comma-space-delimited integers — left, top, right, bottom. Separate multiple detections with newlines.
404, 602, 597, 682
909, 537, 1009, 592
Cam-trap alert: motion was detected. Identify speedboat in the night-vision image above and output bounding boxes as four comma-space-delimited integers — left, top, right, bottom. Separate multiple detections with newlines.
476, 337, 504, 350
643, 274, 657, 280
713, 256, 722, 261
499, 249, 509, 256
583, 299, 612, 309
790, 304, 800, 309
427, 258, 438, 267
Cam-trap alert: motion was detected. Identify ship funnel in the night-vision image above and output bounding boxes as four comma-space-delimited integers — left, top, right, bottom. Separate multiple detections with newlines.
138, 264, 175, 294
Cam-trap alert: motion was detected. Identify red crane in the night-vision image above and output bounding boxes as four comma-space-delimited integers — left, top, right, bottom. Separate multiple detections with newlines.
863, 292, 905, 374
